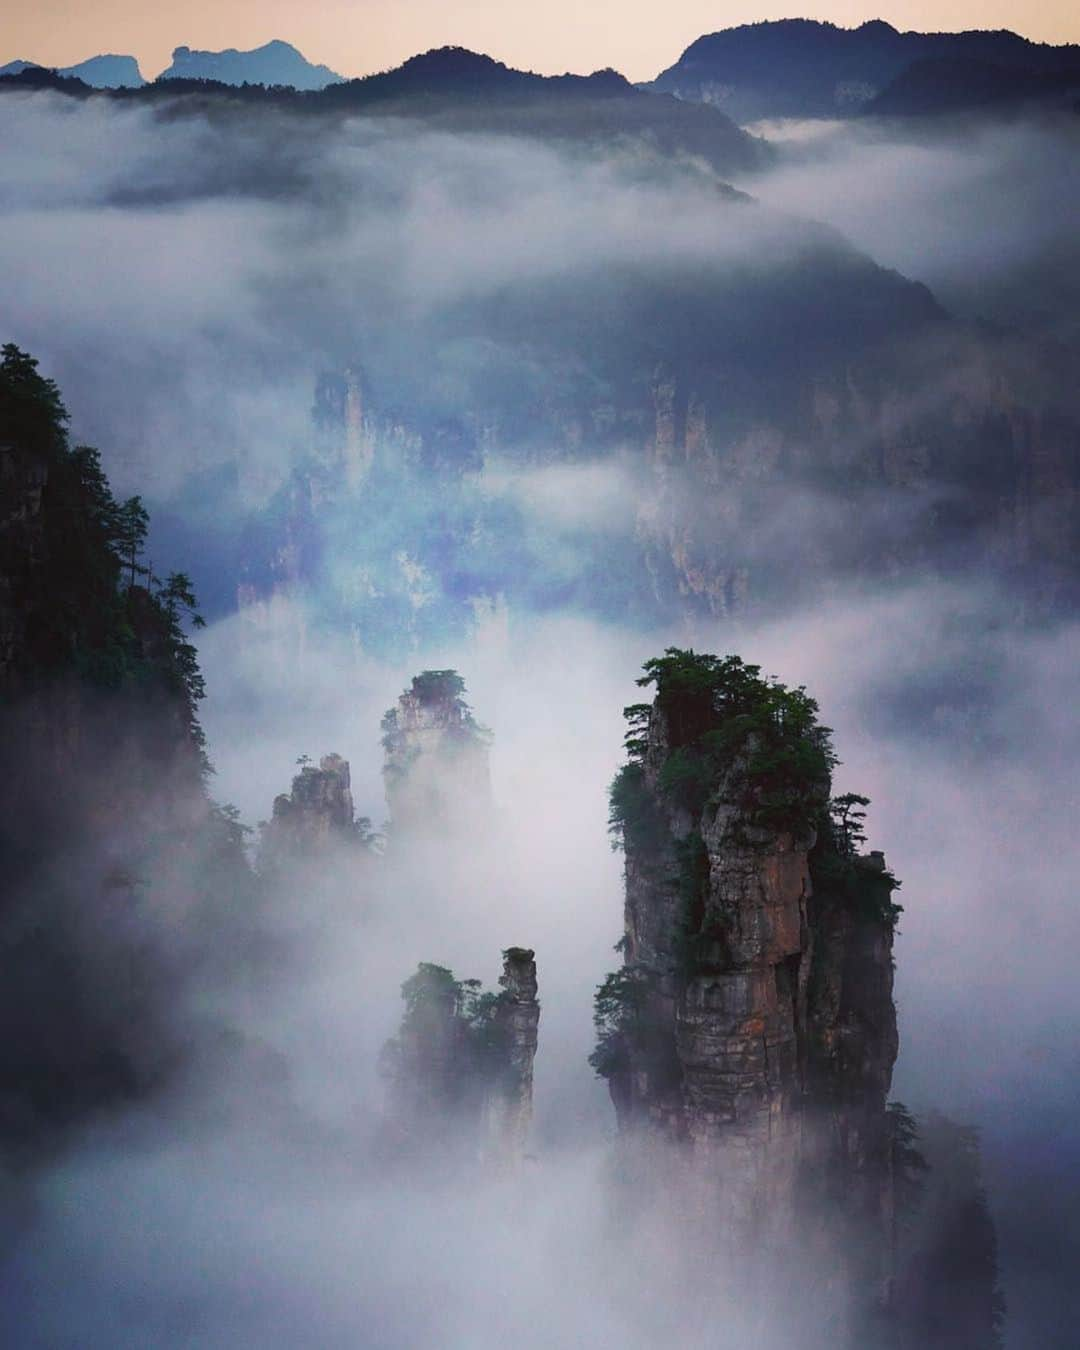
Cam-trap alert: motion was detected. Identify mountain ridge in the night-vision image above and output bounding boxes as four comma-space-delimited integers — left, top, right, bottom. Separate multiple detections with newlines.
651, 19, 1080, 121
0, 52, 144, 87
158, 38, 342, 89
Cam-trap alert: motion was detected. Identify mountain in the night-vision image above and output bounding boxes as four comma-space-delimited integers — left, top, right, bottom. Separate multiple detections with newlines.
0, 46, 768, 179
0, 344, 250, 1154
157, 39, 342, 90
314, 47, 767, 177
0, 53, 144, 87
598, 650, 900, 1327
865, 57, 1080, 116
650, 19, 1080, 121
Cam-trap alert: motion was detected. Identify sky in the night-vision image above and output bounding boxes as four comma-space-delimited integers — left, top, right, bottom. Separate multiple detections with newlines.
4, 0, 1080, 84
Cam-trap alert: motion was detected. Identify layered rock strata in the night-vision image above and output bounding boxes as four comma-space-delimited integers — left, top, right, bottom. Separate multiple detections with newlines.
598, 650, 899, 1319
487, 948, 541, 1162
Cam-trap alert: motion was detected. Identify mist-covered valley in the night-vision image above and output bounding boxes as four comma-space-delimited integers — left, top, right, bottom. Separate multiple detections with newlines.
2, 35, 1078, 1348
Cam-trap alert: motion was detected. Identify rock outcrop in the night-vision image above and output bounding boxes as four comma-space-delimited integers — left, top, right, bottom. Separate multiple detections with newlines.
381, 670, 491, 832
382, 948, 539, 1165
486, 948, 541, 1162
259, 753, 375, 866
597, 650, 900, 1323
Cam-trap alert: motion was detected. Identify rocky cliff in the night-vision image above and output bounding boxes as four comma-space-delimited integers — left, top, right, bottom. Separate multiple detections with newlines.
0, 345, 248, 1154
381, 670, 492, 832
381, 948, 539, 1164
260, 754, 362, 856
486, 947, 541, 1163
596, 649, 900, 1324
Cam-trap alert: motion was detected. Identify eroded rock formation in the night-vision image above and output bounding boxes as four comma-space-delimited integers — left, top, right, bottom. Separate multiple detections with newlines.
258, 753, 377, 872
381, 670, 492, 832
486, 947, 541, 1162
382, 948, 539, 1165
596, 649, 900, 1322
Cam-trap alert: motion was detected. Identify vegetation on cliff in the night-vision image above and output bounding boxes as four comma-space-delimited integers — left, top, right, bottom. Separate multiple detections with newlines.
381, 952, 538, 1131
380, 669, 490, 762
0, 345, 252, 1153
0, 343, 209, 774
596, 648, 901, 1081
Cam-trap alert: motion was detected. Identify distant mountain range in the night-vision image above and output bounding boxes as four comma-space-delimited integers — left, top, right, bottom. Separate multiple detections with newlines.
5, 25, 1080, 119
158, 39, 341, 89
0, 53, 144, 87
650, 19, 1080, 121
0, 46, 766, 179
0, 39, 341, 91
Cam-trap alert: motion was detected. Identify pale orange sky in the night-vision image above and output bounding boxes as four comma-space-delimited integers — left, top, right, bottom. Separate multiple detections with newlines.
5, 1, 1078, 83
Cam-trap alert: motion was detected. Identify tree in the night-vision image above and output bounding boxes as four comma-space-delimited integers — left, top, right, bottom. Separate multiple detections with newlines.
115, 495, 150, 590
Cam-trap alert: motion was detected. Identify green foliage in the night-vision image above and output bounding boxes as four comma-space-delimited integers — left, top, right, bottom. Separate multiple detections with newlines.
831, 792, 870, 855
411, 669, 466, 704
351, 815, 381, 850
1, 344, 211, 777
400, 962, 464, 1015
393, 961, 512, 1084
631, 648, 835, 836
381, 668, 490, 758
811, 795, 904, 929
609, 649, 900, 990
888, 1100, 930, 1220
608, 762, 667, 855
589, 964, 651, 1080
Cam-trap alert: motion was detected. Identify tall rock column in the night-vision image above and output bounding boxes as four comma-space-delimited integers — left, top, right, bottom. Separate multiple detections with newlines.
381, 669, 491, 833
488, 948, 540, 1164
596, 649, 900, 1317
382, 949, 539, 1167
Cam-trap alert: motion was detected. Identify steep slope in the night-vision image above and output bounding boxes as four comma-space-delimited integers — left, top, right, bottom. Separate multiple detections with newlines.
651, 20, 1080, 122
381, 950, 540, 1165
381, 670, 492, 833
0, 345, 249, 1155
596, 650, 900, 1321
0, 46, 766, 180
864, 57, 1080, 116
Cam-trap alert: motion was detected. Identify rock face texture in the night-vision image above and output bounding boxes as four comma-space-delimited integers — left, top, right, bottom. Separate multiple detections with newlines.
258, 753, 376, 871
487, 948, 541, 1162
382, 949, 539, 1164
639, 350, 1080, 622
598, 651, 899, 1319
381, 670, 491, 832
263, 755, 353, 851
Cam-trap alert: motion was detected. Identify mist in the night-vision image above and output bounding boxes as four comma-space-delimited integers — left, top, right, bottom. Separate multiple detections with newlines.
2, 76, 1078, 1347
745, 111, 1080, 342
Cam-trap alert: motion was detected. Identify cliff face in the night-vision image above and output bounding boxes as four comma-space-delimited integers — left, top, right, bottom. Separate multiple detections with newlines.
0, 347, 248, 1155
381, 670, 491, 833
487, 948, 541, 1162
598, 651, 899, 1316
382, 948, 539, 1165
261, 754, 356, 855
641, 344, 1080, 621
237, 309, 1079, 664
